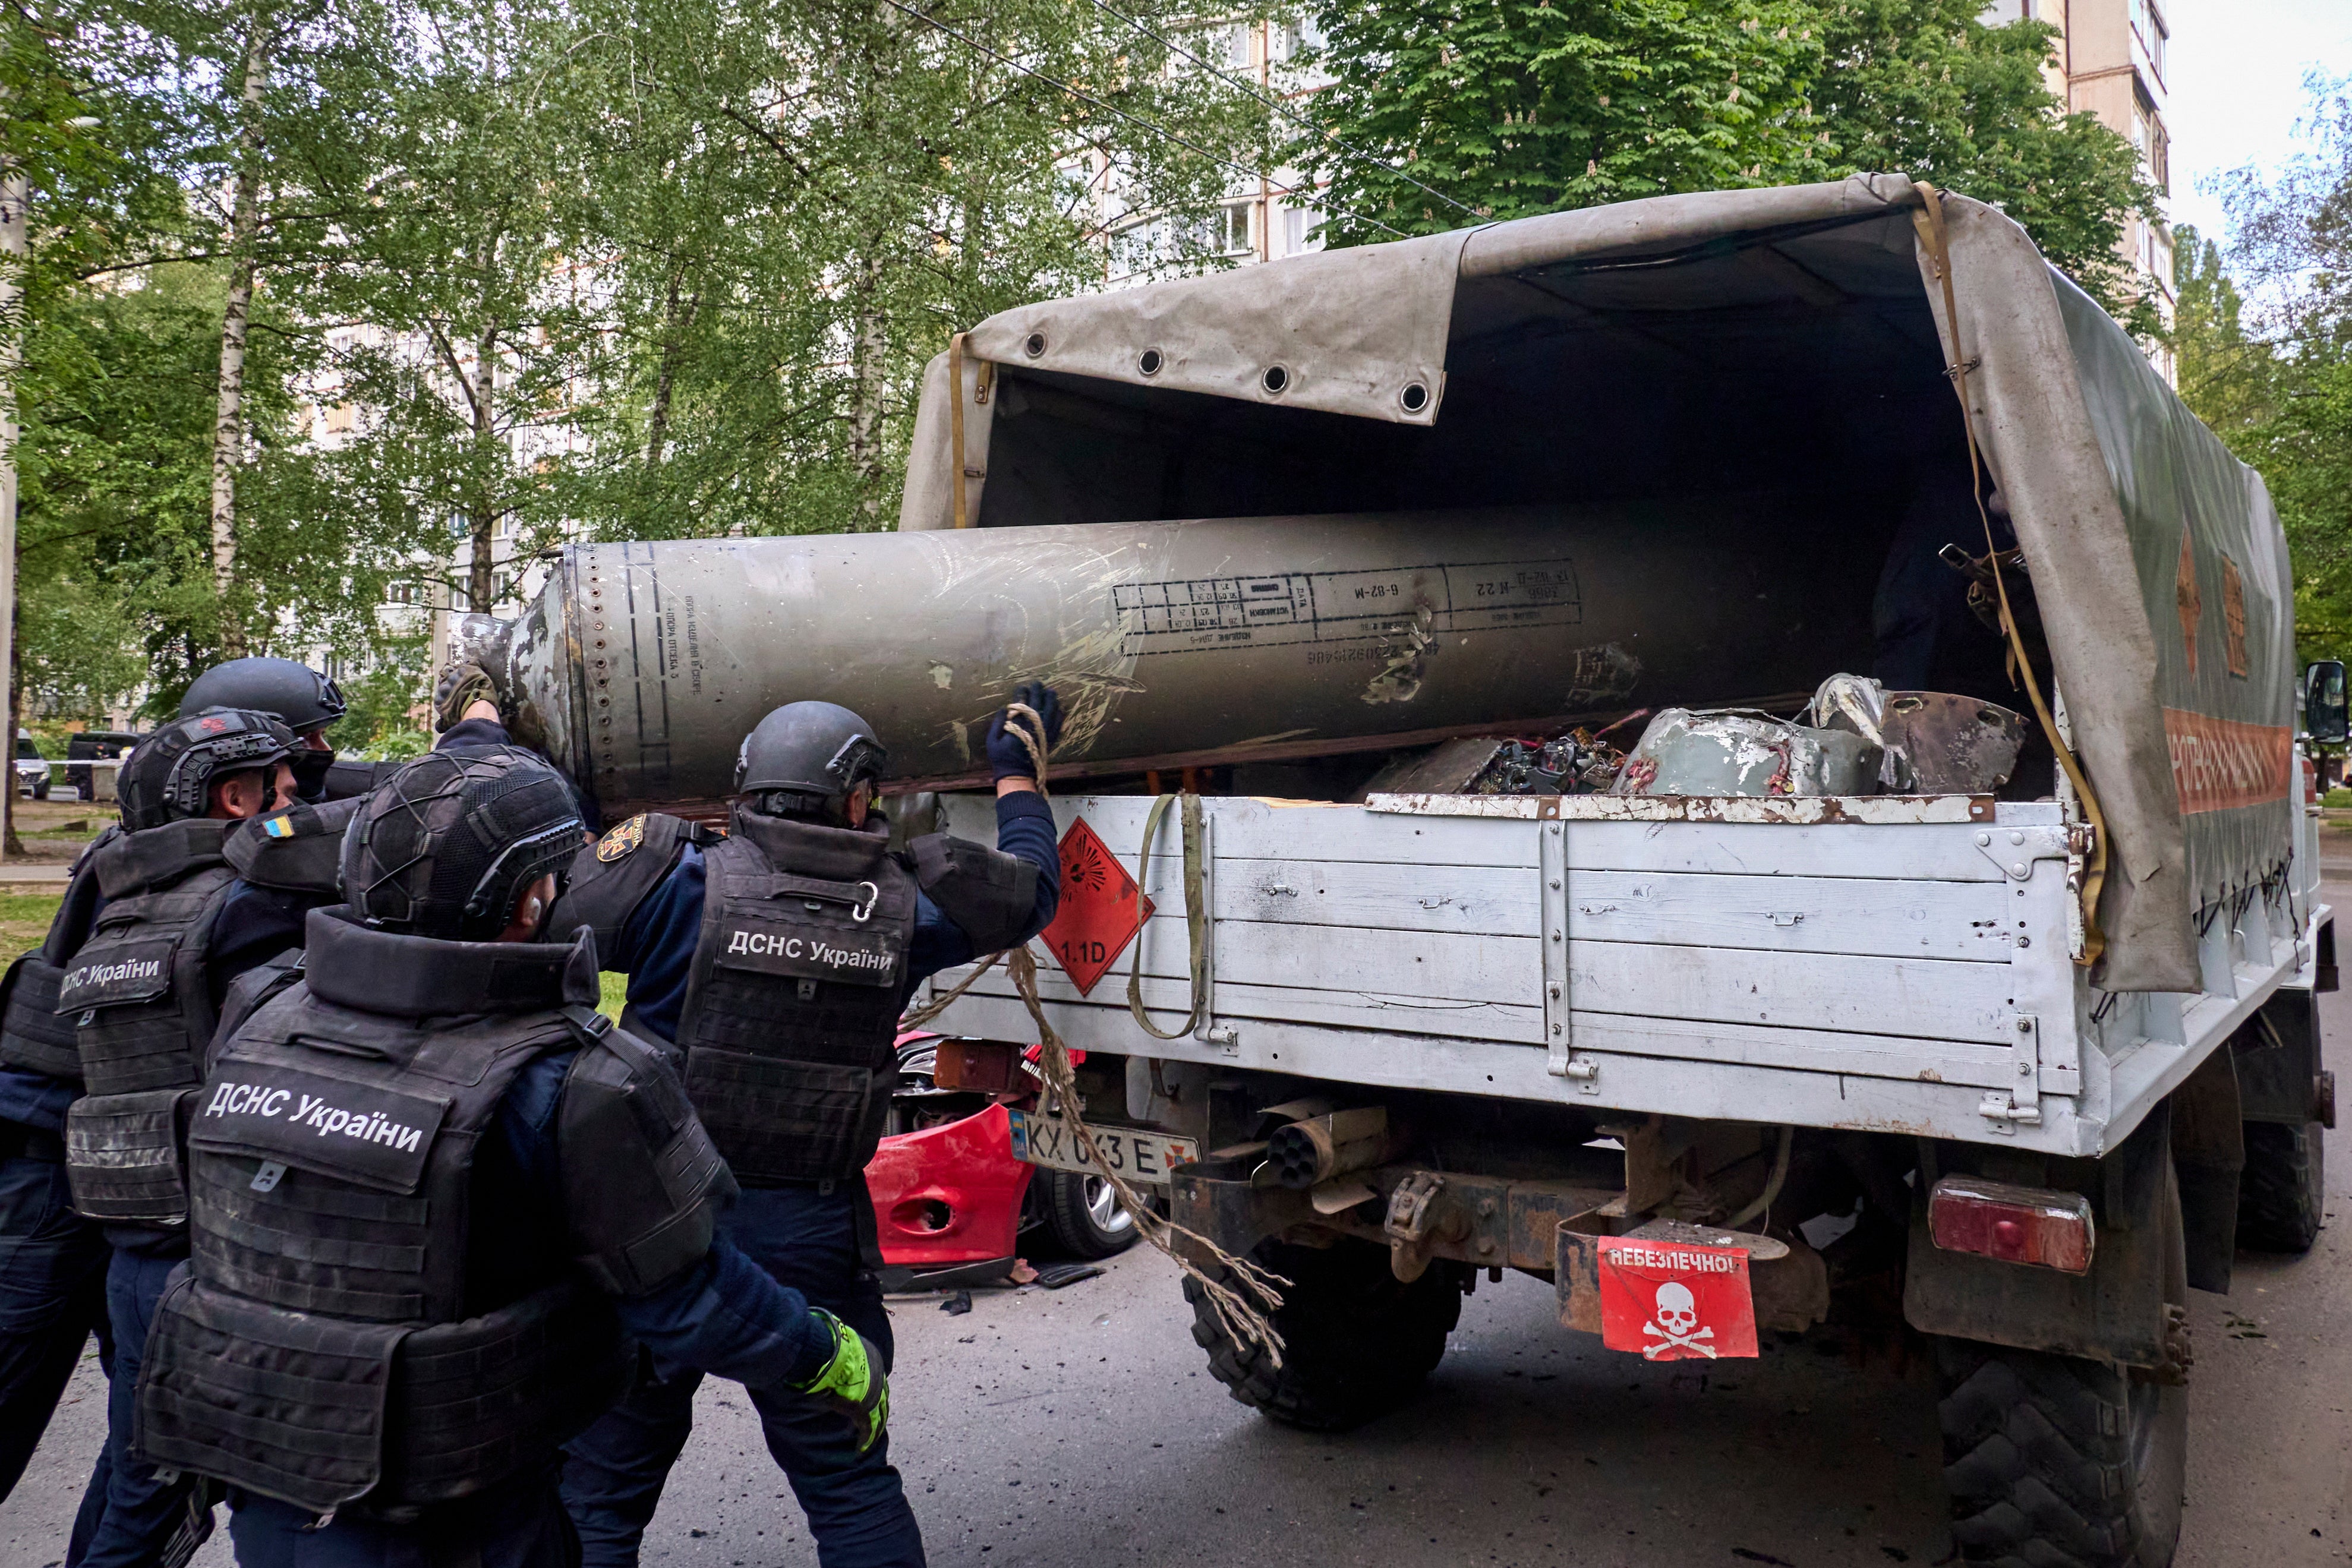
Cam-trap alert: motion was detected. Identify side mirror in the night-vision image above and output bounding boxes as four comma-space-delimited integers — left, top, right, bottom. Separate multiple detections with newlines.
2305, 661, 2348, 746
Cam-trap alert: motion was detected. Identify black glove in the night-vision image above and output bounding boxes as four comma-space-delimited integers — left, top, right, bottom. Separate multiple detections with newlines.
984, 680, 1063, 781
432, 662, 500, 733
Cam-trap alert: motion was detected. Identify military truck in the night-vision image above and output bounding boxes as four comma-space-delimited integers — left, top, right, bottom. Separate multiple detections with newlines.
888, 177, 2336, 1568
475, 174, 2335, 1568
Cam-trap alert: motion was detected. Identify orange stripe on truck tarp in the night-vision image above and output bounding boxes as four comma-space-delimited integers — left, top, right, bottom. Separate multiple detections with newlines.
2164, 708, 2294, 815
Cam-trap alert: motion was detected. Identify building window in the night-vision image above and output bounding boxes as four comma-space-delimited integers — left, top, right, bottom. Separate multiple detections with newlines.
1221, 201, 1254, 257
2130, 0, 2167, 80
1281, 205, 1322, 256
1217, 21, 1250, 70
385, 581, 416, 606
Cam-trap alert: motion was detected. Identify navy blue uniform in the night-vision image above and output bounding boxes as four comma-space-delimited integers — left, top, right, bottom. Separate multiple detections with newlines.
562, 790, 1060, 1568
226, 1043, 838, 1567
0, 1070, 112, 1558
80, 875, 331, 1568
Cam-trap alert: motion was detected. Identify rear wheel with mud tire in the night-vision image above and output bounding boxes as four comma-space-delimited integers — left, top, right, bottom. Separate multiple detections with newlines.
2237, 1119, 2325, 1253
1936, 1162, 2187, 1568
1185, 1236, 1461, 1431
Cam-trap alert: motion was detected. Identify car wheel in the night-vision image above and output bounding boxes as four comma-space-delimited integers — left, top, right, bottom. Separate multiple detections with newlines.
1038, 1169, 1140, 1259
32, 779, 48, 800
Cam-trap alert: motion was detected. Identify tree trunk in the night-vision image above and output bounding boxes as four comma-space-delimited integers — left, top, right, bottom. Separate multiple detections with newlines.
468, 327, 497, 611
1, 167, 25, 857
847, 254, 886, 525
645, 273, 698, 469
209, 4, 272, 657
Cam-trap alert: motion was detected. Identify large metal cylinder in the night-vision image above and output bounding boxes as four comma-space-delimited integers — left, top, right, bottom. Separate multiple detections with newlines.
481, 501, 1876, 822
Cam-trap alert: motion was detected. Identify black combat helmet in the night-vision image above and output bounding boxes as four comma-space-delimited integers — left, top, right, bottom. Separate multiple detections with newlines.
118, 709, 300, 831
733, 702, 888, 821
179, 657, 347, 734
340, 746, 584, 941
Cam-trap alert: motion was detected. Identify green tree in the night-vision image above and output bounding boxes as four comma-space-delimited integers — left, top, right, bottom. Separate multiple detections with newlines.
2199, 77, 2352, 664
1804, 0, 2157, 326
266, 0, 585, 617
559, 0, 1268, 540
1293, 0, 1830, 244
1292, 0, 2156, 323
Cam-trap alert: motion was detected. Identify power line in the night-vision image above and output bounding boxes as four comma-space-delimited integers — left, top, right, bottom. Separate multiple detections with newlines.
875, 0, 1415, 242
1075, 0, 1480, 222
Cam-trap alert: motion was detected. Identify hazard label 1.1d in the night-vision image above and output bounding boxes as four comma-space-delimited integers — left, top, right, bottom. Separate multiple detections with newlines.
1038, 817, 1155, 996
1596, 1235, 1760, 1360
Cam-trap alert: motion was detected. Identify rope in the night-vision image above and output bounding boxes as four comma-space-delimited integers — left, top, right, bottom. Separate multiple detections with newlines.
1126, 792, 1206, 1040
896, 703, 1290, 1362
1909, 182, 2111, 969
949, 333, 972, 531
1007, 945, 1291, 1365
898, 949, 1005, 1031
1000, 702, 1051, 793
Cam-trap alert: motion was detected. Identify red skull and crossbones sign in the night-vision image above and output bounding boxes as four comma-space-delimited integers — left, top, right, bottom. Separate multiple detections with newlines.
1596, 1236, 1760, 1360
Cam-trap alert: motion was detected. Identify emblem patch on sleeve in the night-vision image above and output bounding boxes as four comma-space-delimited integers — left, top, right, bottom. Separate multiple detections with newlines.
597, 816, 647, 863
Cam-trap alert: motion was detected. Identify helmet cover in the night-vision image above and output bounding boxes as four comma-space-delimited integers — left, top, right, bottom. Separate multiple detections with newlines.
340, 746, 585, 941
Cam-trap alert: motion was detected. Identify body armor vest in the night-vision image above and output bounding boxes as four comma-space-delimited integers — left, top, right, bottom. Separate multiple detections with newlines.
0, 830, 117, 1085
61, 820, 241, 1225
674, 809, 918, 1185
137, 911, 628, 1517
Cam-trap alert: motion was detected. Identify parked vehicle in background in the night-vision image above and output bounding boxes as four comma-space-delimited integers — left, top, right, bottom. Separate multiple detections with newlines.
65, 731, 142, 803
14, 731, 49, 800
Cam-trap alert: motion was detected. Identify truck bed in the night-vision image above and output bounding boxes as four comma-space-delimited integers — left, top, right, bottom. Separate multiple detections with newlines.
922, 792, 2324, 1157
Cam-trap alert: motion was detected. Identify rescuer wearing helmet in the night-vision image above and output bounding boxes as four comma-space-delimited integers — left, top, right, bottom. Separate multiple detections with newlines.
47, 708, 346, 1566
516, 683, 1064, 1568
178, 655, 401, 803
134, 746, 882, 1567
0, 700, 368, 1547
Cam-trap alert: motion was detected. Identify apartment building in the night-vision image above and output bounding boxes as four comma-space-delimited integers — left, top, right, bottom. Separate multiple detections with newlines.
1984, 0, 2176, 373
1097, 16, 1330, 285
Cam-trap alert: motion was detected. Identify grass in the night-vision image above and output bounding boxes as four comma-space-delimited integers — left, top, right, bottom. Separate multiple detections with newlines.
0, 894, 638, 1018
0, 890, 65, 966
2326, 788, 2352, 810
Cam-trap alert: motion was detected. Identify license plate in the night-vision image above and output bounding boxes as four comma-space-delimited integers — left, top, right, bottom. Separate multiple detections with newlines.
1006, 1109, 1198, 1185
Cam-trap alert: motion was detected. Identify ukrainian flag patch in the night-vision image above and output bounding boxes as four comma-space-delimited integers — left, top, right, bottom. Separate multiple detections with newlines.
261, 815, 297, 839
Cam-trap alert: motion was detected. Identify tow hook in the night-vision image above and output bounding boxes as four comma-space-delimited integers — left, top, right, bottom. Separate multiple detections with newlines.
1384, 1171, 1466, 1283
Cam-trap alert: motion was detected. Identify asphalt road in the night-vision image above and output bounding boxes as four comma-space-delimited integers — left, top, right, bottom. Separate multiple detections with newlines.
10, 930, 2352, 1567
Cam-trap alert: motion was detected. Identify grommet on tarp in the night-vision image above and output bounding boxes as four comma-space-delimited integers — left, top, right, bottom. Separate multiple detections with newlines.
1138, 347, 1165, 376
1261, 365, 1289, 395
1399, 380, 1429, 413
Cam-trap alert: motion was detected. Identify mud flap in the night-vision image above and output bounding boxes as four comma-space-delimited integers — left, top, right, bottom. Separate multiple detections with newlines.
1903, 1108, 2180, 1370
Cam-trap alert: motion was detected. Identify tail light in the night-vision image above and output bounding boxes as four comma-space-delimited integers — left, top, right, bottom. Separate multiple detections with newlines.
1928, 1175, 2094, 1274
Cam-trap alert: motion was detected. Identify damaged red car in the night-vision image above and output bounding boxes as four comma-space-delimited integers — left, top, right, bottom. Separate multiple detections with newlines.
865, 1033, 1138, 1290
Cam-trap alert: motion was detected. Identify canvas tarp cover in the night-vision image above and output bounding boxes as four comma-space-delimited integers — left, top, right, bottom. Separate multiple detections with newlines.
904, 175, 2300, 992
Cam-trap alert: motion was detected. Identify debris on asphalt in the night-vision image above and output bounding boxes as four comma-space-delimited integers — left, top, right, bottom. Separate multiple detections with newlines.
1035, 1263, 1105, 1289
941, 1290, 974, 1315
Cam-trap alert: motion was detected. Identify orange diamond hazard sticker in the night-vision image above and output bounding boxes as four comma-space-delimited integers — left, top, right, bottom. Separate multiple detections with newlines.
1040, 818, 1154, 996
